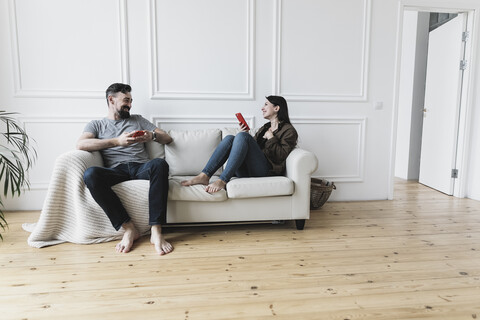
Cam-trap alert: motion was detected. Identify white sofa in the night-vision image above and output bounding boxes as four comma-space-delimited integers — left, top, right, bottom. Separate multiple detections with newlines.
23, 128, 318, 248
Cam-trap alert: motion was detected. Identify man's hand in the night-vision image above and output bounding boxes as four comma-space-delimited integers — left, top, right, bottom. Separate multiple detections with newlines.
115, 132, 133, 146
123, 131, 149, 145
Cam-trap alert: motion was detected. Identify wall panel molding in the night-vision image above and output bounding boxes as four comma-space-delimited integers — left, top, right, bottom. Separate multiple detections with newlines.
9, 0, 129, 99
20, 115, 366, 188
151, 115, 255, 130
273, 0, 371, 102
18, 116, 101, 190
149, 0, 255, 100
153, 115, 365, 182
291, 117, 366, 182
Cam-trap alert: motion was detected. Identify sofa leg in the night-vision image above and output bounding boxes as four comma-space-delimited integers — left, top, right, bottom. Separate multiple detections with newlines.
295, 219, 305, 230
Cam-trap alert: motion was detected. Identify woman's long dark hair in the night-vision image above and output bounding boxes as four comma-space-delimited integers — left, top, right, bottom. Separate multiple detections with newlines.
266, 95, 291, 124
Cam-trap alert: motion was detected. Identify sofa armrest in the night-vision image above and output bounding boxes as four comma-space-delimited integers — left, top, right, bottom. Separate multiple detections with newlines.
285, 148, 318, 180
285, 148, 318, 219
39, 150, 104, 218
58, 150, 104, 170
28, 150, 111, 247
46, 150, 104, 192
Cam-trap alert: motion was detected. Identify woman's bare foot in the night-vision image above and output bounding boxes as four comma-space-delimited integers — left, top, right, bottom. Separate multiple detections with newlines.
205, 179, 226, 193
116, 221, 140, 253
181, 172, 210, 186
150, 225, 173, 255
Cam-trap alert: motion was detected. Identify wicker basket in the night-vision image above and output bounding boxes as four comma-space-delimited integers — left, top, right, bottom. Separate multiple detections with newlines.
310, 178, 336, 210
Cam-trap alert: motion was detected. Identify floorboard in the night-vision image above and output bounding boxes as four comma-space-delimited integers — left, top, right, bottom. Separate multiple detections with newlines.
1, 179, 479, 319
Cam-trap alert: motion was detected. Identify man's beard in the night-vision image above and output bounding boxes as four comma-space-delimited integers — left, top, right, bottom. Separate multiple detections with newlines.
118, 110, 130, 119
118, 106, 130, 119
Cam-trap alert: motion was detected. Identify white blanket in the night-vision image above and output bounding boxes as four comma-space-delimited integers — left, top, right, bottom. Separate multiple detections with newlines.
23, 150, 152, 248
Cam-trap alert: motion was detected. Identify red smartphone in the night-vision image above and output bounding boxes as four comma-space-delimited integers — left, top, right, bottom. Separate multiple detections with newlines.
132, 130, 145, 138
235, 113, 250, 131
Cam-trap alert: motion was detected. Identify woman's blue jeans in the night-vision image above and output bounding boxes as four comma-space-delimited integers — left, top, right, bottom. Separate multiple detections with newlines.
83, 158, 169, 230
203, 132, 270, 183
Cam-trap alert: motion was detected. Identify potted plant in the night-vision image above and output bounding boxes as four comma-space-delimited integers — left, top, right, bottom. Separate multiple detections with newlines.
0, 111, 37, 240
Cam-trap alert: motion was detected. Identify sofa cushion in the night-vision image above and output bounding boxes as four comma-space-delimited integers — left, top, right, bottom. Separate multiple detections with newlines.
165, 129, 222, 176
221, 127, 259, 139
226, 176, 294, 199
221, 127, 242, 138
168, 176, 227, 201
146, 140, 165, 159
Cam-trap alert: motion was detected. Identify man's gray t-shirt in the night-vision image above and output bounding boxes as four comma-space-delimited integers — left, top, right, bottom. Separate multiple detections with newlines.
83, 115, 156, 168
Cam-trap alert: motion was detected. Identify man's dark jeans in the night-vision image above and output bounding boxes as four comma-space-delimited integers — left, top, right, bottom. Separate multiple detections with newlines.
83, 158, 169, 230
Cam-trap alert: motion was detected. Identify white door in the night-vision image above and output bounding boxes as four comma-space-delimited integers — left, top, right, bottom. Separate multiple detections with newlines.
419, 14, 466, 195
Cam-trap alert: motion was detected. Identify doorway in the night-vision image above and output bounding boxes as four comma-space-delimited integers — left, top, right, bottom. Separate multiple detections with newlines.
393, 8, 473, 198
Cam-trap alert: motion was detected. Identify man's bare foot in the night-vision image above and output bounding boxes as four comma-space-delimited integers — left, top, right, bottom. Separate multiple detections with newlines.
181, 172, 210, 186
116, 221, 140, 253
205, 179, 226, 193
150, 225, 173, 255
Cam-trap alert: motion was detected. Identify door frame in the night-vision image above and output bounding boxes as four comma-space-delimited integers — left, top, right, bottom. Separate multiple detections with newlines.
389, 0, 479, 200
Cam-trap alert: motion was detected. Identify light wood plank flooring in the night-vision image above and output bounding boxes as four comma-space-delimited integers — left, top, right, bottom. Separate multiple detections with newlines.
1, 179, 480, 319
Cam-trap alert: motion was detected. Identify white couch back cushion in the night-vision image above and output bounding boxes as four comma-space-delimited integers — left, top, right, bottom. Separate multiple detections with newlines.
166, 129, 222, 176
221, 126, 259, 139
146, 141, 165, 159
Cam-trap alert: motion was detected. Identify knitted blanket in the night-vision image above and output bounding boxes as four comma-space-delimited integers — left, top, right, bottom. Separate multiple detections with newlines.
22, 150, 151, 248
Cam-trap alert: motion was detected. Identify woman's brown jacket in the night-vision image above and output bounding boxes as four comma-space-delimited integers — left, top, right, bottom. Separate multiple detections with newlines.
254, 122, 298, 175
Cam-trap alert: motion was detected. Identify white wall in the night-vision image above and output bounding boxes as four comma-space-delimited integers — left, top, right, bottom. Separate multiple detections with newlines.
462, 4, 480, 201
466, 20, 480, 201
1, 0, 401, 210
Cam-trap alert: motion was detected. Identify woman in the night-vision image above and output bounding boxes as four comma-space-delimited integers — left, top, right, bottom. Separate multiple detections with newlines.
181, 96, 298, 193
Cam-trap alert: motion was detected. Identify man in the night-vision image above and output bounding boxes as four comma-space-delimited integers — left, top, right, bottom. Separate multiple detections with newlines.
77, 83, 173, 255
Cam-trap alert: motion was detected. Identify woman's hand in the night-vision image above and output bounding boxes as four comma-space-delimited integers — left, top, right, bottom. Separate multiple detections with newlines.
263, 128, 274, 140
239, 123, 249, 132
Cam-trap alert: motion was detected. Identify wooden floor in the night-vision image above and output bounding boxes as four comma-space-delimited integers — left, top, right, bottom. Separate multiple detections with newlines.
1, 179, 480, 320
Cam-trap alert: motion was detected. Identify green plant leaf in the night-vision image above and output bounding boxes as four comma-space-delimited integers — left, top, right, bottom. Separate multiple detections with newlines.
0, 111, 37, 240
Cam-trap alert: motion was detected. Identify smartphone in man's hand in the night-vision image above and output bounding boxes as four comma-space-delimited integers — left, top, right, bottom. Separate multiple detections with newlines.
132, 130, 145, 138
